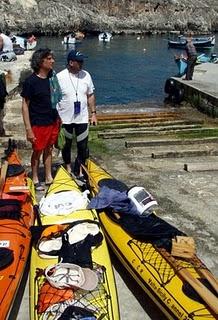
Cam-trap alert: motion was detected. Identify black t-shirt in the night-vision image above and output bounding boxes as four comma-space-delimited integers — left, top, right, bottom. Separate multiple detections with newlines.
21, 73, 58, 126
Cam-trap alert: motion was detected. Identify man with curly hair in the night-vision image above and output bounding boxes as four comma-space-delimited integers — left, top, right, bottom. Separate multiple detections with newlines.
21, 48, 61, 191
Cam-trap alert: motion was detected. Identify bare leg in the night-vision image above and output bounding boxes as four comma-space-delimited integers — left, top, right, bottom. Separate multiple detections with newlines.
31, 150, 42, 184
43, 145, 53, 184
66, 163, 72, 173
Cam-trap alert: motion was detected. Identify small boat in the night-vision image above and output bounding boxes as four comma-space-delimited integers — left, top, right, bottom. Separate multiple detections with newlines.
168, 35, 215, 49
62, 32, 85, 45
0, 140, 35, 320
86, 159, 218, 320
175, 53, 218, 77
11, 35, 37, 50
30, 166, 119, 319
197, 53, 218, 63
98, 32, 112, 42
62, 34, 76, 45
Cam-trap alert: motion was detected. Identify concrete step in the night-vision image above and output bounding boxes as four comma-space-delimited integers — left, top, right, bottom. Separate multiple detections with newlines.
151, 149, 218, 159
94, 119, 203, 130
184, 162, 218, 172
97, 111, 181, 121
125, 137, 218, 148
98, 125, 211, 139
97, 117, 183, 125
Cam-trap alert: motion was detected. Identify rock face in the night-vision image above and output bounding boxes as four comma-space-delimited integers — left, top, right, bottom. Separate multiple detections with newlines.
0, 0, 217, 34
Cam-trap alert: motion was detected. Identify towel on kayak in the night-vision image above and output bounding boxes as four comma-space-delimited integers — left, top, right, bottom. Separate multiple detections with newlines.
39, 190, 89, 216
87, 186, 139, 215
88, 185, 185, 251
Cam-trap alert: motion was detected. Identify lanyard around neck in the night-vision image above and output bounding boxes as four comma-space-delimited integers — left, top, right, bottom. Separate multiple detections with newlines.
68, 71, 80, 100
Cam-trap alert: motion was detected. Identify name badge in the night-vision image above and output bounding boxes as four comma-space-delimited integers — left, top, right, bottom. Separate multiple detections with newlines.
74, 101, 81, 115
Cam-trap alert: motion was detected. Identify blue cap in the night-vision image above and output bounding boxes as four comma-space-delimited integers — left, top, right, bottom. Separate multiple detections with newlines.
67, 50, 87, 62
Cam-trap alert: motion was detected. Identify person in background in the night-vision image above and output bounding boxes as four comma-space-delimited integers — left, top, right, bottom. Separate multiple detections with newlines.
21, 48, 62, 191
0, 29, 13, 53
0, 71, 8, 136
27, 34, 36, 44
57, 49, 97, 182
184, 34, 197, 80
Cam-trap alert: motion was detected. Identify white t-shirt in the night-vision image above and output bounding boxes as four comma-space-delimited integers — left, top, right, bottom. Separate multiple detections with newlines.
0, 33, 13, 52
57, 68, 95, 124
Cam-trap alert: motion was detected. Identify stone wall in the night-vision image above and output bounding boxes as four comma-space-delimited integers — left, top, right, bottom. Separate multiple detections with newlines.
0, 0, 217, 34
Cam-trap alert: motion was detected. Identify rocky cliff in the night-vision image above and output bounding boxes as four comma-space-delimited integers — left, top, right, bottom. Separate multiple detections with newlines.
0, 0, 217, 34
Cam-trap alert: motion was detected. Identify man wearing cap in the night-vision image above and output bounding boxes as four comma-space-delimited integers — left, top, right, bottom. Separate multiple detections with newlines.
57, 49, 97, 180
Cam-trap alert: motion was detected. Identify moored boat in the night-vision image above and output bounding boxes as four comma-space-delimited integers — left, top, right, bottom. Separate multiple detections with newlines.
196, 53, 218, 64
168, 35, 215, 49
30, 166, 119, 319
98, 32, 112, 42
175, 53, 218, 77
0, 140, 35, 320
62, 31, 85, 45
62, 34, 76, 45
86, 159, 218, 320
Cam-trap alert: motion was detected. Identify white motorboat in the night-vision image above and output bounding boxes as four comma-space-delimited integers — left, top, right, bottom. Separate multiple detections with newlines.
62, 31, 85, 45
98, 32, 112, 42
62, 34, 76, 45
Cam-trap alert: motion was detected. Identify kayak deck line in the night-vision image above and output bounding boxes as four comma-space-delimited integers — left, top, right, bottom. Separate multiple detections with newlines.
158, 248, 218, 315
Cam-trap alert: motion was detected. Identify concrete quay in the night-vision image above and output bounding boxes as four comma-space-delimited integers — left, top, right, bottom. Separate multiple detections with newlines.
172, 63, 218, 111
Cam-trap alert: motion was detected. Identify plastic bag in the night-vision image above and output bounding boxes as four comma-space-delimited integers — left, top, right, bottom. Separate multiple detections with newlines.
56, 126, 66, 150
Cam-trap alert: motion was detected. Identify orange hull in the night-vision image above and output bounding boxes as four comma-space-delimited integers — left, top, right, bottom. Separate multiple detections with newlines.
0, 221, 32, 319
0, 145, 35, 319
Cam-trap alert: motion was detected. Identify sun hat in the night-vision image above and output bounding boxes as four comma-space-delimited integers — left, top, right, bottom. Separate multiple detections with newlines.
67, 50, 87, 62
45, 263, 98, 291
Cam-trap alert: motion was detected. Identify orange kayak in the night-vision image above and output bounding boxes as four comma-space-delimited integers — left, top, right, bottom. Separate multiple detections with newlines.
0, 140, 35, 320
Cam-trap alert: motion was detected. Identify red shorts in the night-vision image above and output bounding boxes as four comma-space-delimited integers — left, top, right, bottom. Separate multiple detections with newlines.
32, 121, 60, 151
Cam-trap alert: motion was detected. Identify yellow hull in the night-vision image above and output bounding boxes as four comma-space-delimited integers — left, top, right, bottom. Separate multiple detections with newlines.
87, 159, 217, 320
30, 166, 119, 320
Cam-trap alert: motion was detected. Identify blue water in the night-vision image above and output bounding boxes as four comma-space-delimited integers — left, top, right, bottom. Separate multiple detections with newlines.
36, 34, 218, 106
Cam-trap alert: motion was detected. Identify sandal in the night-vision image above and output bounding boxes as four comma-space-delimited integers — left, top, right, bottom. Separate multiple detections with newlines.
34, 182, 45, 192
45, 181, 53, 186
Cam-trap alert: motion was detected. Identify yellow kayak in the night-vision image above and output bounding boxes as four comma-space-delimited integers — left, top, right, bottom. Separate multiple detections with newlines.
86, 159, 218, 320
30, 166, 119, 320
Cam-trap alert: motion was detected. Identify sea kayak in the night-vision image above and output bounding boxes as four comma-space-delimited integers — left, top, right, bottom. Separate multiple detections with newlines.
86, 159, 218, 320
30, 165, 119, 320
0, 140, 35, 320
